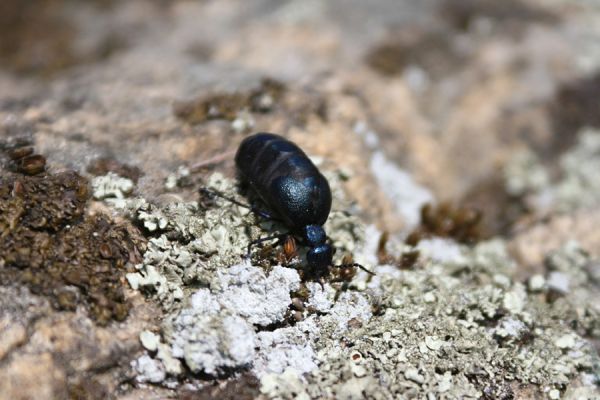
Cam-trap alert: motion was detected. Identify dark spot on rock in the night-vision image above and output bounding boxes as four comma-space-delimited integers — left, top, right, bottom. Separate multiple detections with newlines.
367, 1, 556, 79
0, 97, 37, 112
546, 71, 600, 156
174, 92, 249, 124
291, 284, 310, 303
7, 146, 34, 160
249, 78, 287, 113
347, 318, 363, 330
61, 93, 89, 112
99, 243, 113, 259
17, 154, 46, 175
67, 376, 109, 400
407, 201, 485, 245
377, 230, 391, 264
186, 41, 214, 61
0, 0, 126, 76
3, 142, 47, 176
55, 288, 79, 311
291, 297, 305, 312
180, 373, 260, 400
399, 249, 420, 270
87, 157, 142, 183
440, 0, 557, 33
371, 299, 386, 317
366, 26, 463, 79
173, 78, 287, 125
459, 174, 530, 238
0, 166, 146, 325
481, 381, 515, 400
173, 78, 322, 127
0, 137, 33, 154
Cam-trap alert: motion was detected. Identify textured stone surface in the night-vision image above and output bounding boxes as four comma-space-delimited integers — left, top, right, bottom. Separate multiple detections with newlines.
1, 0, 600, 398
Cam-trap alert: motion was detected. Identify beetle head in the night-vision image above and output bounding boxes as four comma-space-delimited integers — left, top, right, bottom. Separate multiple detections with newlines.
306, 244, 333, 270
303, 225, 332, 269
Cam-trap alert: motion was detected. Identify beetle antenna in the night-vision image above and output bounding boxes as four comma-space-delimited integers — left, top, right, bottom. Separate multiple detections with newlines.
351, 263, 376, 275
199, 187, 248, 209
199, 187, 277, 221
335, 261, 375, 275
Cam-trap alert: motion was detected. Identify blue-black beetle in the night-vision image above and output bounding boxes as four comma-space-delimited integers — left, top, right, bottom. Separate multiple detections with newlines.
235, 133, 333, 270
202, 132, 372, 278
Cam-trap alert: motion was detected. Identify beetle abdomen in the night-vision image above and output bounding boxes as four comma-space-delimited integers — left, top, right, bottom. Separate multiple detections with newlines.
235, 133, 332, 230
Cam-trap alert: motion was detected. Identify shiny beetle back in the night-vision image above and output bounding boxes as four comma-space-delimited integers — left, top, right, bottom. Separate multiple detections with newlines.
235, 133, 332, 231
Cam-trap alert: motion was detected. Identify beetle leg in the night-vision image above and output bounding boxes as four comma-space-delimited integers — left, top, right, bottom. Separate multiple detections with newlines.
337, 262, 375, 276
246, 233, 288, 259
333, 281, 350, 302
199, 187, 277, 220
351, 263, 375, 275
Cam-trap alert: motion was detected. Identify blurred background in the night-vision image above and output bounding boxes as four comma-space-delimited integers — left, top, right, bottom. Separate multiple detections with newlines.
3, 0, 600, 256
0, 0, 599, 239
2, 0, 598, 213
2, 1, 600, 398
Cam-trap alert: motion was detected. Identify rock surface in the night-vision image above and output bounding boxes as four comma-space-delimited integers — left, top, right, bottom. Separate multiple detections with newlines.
1, 0, 600, 399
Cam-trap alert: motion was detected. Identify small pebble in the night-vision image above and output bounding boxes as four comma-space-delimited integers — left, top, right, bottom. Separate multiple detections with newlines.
425, 336, 443, 351
140, 330, 160, 352
548, 389, 560, 399
547, 272, 570, 294
528, 274, 545, 291
404, 367, 424, 384
18, 154, 46, 175
555, 333, 577, 349
8, 146, 33, 160
423, 292, 436, 303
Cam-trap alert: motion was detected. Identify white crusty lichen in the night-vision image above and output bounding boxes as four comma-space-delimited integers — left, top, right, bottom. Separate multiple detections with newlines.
215, 263, 301, 326
93, 167, 599, 398
164, 166, 190, 190
131, 354, 166, 383
91, 172, 134, 199
275, 238, 599, 400
124, 171, 363, 309
254, 325, 318, 376
139, 330, 160, 352
168, 312, 255, 375
137, 260, 306, 376
505, 127, 600, 214
123, 174, 261, 308
117, 171, 375, 381
260, 369, 311, 400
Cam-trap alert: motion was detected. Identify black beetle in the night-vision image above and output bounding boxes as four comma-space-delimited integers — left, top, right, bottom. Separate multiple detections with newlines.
202, 132, 372, 278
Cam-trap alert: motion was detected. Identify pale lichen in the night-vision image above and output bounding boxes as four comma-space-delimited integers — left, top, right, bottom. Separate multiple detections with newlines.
505, 127, 600, 214
369, 151, 434, 229
93, 166, 598, 398
91, 172, 134, 200
260, 238, 599, 399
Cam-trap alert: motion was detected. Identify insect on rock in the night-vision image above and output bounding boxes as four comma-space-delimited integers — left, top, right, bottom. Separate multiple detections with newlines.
201, 132, 373, 280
